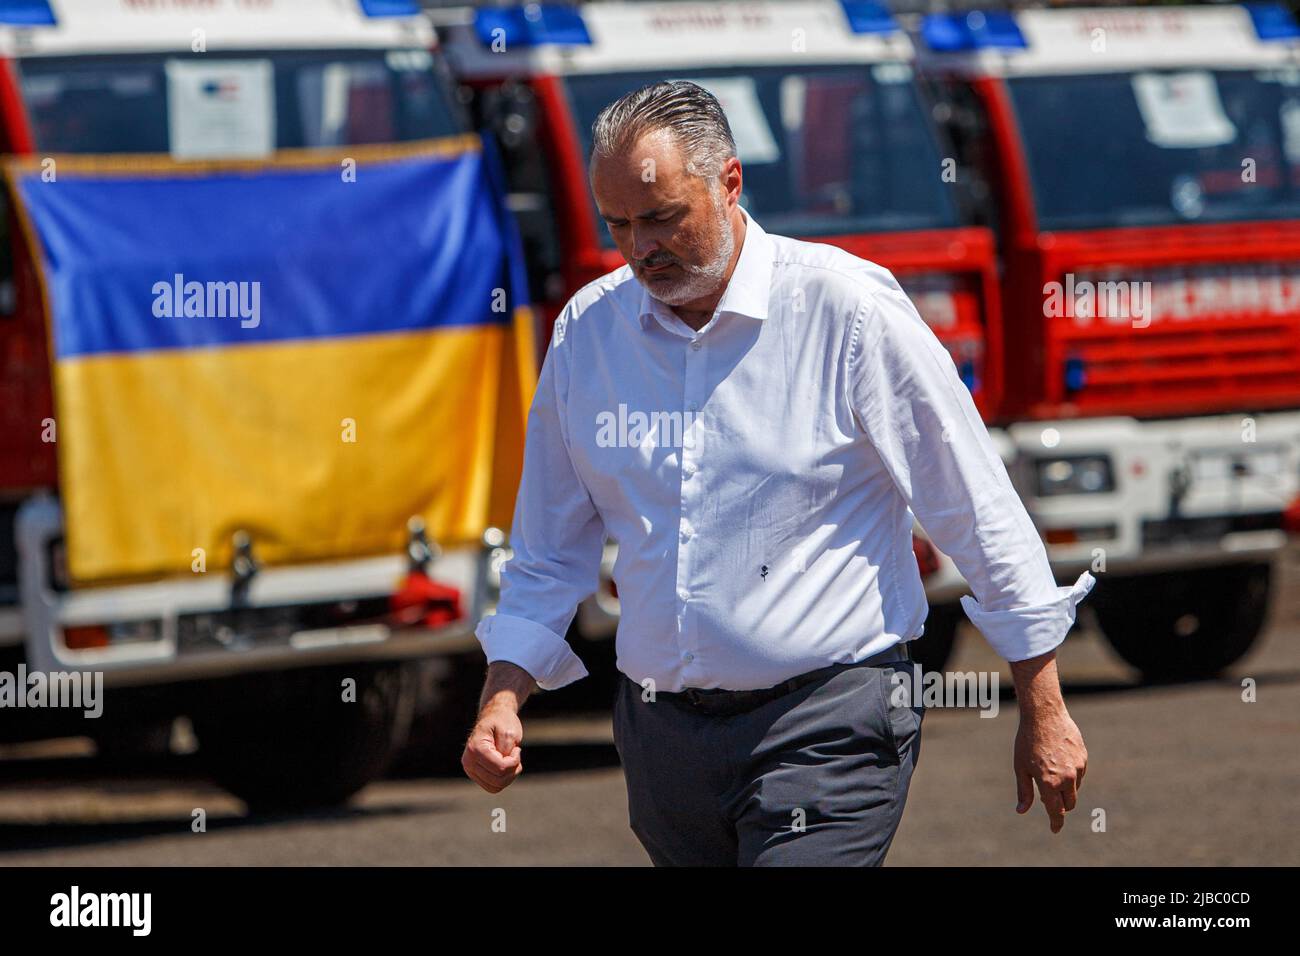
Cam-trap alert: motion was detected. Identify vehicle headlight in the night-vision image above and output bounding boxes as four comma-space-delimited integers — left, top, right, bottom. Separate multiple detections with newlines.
107, 619, 164, 645
1035, 455, 1115, 497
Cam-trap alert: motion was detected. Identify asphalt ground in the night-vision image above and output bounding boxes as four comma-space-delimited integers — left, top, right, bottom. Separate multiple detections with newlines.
1, 554, 1297, 866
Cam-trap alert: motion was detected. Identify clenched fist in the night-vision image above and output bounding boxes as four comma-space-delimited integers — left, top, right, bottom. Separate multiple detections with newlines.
462, 661, 537, 793
463, 703, 525, 793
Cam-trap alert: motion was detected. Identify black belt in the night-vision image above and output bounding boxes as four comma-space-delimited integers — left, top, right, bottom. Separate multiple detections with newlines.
652, 641, 913, 718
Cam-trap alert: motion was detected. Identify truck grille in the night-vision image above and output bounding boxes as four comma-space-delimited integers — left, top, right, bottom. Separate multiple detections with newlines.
1055, 264, 1300, 414
1141, 510, 1284, 548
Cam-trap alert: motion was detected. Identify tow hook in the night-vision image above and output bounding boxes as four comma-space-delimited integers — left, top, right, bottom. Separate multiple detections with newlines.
230, 530, 259, 608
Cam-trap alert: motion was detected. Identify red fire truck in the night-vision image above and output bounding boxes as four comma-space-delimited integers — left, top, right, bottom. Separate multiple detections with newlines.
0, 0, 524, 806
440, 0, 1300, 681
913, 2, 1300, 678
437, 0, 1030, 673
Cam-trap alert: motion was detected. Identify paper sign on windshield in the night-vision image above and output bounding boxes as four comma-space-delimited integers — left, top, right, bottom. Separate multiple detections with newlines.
677, 75, 780, 165
166, 59, 275, 160
1131, 71, 1237, 150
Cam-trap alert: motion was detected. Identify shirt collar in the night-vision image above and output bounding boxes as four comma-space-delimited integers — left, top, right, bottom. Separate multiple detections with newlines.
636, 206, 773, 331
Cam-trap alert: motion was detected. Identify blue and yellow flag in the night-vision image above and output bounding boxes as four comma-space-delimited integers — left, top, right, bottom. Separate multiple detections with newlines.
5, 136, 536, 585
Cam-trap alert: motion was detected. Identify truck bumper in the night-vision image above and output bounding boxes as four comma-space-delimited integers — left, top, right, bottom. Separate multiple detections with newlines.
15, 495, 491, 689
997, 411, 1300, 577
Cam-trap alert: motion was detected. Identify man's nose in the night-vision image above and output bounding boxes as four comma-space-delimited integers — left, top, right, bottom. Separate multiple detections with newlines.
629, 225, 659, 261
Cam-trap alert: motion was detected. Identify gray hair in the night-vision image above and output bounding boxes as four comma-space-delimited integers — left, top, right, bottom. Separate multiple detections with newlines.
589, 80, 737, 180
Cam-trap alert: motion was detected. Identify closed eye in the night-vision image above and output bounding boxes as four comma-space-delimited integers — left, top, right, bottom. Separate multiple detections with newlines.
602, 207, 681, 228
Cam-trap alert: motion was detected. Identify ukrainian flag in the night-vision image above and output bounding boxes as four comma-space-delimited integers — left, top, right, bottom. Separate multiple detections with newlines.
4, 136, 536, 585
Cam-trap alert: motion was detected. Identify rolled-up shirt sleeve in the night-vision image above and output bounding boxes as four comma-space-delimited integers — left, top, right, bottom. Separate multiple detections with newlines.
846, 280, 1095, 662
473, 304, 605, 690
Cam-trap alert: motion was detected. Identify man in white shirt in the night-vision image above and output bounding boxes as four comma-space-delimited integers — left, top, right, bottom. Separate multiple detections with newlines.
462, 80, 1096, 866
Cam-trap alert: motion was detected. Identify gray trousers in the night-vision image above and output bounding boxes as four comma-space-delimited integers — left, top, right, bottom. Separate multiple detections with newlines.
612, 661, 924, 866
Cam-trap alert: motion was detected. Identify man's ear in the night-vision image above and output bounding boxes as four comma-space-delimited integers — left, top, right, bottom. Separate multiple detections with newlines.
721, 156, 743, 209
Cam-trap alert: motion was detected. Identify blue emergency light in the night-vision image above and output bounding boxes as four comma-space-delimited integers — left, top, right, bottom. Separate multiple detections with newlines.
839, 1, 899, 35
921, 10, 1027, 52
957, 358, 978, 393
1246, 2, 1300, 41
1064, 357, 1087, 393
0, 0, 56, 26
475, 3, 593, 48
358, 0, 420, 16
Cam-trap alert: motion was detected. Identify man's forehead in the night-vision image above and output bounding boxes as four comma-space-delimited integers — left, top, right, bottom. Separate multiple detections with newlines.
590, 129, 689, 180
592, 156, 708, 214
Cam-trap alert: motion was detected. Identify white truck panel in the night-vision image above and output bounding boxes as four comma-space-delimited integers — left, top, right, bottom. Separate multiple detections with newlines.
0, 0, 435, 58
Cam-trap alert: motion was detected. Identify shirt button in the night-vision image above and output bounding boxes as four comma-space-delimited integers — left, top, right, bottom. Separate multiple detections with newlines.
680, 526, 692, 542
683, 653, 694, 663
677, 588, 690, 602
690, 340, 702, 351
683, 462, 697, 476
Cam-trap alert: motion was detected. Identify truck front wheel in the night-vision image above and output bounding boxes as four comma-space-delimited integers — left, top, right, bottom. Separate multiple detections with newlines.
1090, 561, 1272, 682
190, 661, 417, 813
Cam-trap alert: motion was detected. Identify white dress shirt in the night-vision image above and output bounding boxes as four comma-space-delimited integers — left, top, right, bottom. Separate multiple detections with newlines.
476, 206, 1096, 692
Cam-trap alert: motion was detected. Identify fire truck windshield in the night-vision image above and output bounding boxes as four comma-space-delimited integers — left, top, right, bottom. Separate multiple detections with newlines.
16, 49, 464, 156
1008, 68, 1300, 231
565, 63, 959, 246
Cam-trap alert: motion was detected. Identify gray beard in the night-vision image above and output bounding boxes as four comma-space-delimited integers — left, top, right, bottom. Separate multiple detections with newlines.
646, 199, 736, 307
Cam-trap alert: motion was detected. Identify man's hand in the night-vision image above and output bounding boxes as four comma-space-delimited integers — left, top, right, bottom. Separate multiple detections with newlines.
1009, 652, 1088, 833
462, 661, 536, 794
